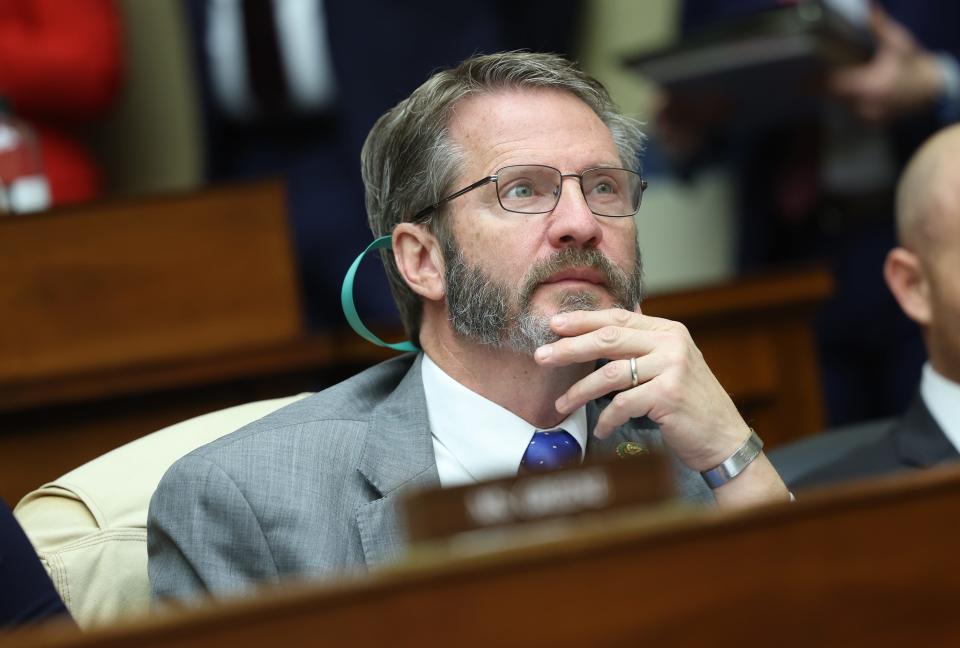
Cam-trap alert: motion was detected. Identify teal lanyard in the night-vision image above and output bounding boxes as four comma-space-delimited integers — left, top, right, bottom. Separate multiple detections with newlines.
340, 235, 418, 352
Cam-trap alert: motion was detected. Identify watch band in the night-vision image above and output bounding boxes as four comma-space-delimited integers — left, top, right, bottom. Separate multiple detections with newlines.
700, 429, 764, 489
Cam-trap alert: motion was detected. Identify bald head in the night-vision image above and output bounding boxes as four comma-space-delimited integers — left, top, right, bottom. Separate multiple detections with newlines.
889, 125, 960, 382
896, 124, 960, 256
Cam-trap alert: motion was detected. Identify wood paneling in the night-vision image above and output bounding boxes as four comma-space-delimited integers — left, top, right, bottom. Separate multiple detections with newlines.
0, 181, 299, 386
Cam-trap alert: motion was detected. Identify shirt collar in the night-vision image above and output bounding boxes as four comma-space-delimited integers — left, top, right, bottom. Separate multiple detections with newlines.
421, 353, 587, 484
920, 362, 960, 454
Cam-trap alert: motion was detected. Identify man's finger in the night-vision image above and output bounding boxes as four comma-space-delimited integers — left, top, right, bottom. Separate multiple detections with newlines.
593, 383, 656, 439
535, 326, 666, 365
548, 308, 676, 336
555, 354, 664, 415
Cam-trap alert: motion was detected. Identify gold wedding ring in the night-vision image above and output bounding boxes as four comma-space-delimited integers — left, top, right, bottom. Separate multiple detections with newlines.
629, 357, 639, 388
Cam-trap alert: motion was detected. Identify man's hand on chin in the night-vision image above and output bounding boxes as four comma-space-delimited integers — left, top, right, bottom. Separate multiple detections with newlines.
533, 307, 791, 508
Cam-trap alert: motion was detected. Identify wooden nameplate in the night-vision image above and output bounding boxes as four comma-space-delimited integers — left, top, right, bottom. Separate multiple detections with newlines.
403, 449, 676, 546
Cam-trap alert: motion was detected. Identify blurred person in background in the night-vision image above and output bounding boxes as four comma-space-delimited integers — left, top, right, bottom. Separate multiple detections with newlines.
0, 0, 122, 206
182, 0, 581, 330
0, 499, 73, 629
785, 124, 960, 488
656, 0, 960, 426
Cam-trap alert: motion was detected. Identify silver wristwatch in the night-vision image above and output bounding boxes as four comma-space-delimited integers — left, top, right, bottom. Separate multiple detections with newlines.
700, 429, 764, 489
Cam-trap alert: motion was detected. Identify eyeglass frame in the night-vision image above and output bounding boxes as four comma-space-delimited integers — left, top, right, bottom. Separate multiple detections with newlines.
410, 164, 649, 222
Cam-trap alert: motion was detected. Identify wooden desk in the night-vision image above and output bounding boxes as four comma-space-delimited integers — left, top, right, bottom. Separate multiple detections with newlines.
0, 180, 831, 504
6, 464, 960, 647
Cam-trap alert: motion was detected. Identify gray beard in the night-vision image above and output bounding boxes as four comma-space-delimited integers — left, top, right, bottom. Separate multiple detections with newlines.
443, 240, 644, 355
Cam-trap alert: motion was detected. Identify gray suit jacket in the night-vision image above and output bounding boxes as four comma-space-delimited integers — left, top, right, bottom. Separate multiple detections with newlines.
148, 353, 714, 602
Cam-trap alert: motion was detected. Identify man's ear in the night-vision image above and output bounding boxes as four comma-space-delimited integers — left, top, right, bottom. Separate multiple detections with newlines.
884, 246, 931, 326
392, 223, 445, 301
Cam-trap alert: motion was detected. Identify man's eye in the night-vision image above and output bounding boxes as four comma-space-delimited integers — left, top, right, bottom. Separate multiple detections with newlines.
504, 183, 535, 199
592, 181, 617, 195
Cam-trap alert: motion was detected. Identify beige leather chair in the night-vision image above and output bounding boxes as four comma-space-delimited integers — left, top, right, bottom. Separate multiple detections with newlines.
13, 393, 312, 629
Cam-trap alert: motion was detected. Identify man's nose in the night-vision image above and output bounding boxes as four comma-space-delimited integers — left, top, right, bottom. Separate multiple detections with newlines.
545, 176, 603, 249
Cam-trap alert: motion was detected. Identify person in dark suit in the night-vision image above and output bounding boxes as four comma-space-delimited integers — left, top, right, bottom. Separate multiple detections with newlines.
787, 124, 960, 489
0, 499, 73, 629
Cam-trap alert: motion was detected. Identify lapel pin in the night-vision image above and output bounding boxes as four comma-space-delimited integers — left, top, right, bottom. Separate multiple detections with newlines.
616, 441, 648, 458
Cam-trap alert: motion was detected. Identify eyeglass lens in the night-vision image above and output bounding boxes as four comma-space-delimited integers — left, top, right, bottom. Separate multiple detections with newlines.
495, 165, 641, 217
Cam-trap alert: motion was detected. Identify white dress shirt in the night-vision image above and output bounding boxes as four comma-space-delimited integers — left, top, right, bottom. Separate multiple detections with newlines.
421, 354, 588, 488
920, 362, 960, 454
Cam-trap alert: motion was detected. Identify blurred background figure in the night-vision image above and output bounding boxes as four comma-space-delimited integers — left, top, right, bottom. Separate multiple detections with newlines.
1, 499, 73, 629
181, 0, 582, 330
776, 124, 960, 488
653, 0, 960, 426
0, 0, 122, 209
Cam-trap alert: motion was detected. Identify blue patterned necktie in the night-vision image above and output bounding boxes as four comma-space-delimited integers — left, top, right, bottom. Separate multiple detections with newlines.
519, 429, 582, 473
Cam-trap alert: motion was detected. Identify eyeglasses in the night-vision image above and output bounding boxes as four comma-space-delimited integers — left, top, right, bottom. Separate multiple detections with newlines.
411, 164, 648, 222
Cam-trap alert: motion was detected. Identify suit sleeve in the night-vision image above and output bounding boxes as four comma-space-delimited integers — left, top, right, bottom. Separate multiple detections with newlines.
147, 454, 280, 605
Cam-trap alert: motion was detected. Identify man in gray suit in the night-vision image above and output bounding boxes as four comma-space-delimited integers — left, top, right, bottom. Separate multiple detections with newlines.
781, 124, 960, 488
148, 52, 790, 603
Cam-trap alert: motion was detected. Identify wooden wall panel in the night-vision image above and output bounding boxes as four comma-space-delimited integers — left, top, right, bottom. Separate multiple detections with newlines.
0, 181, 300, 384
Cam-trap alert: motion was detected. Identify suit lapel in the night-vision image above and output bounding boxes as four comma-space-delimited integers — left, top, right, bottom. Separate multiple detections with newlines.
585, 400, 714, 504
894, 395, 959, 467
584, 401, 657, 460
355, 354, 440, 567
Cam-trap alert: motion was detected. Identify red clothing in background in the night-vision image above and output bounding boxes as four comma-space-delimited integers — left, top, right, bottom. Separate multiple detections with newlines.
0, 0, 122, 205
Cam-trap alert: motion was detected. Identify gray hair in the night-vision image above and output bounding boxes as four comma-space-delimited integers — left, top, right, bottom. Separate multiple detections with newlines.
360, 51, 646, 345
